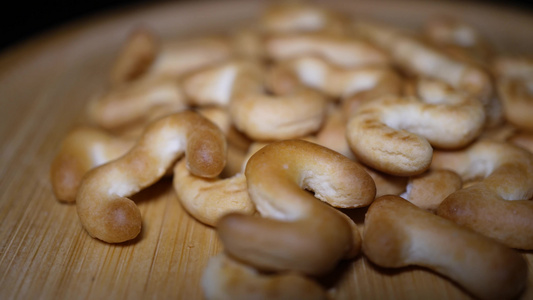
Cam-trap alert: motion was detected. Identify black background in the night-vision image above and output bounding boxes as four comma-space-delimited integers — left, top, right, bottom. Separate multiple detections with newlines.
1, 0, 532, 52
1, 0, 149, 51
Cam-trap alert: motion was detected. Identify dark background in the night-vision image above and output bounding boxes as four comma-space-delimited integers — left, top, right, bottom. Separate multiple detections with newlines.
1, 0, 532, 53
0, 0, 149, 52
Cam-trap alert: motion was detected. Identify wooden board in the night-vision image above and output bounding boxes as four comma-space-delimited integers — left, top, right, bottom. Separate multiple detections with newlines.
1, 0, 532, 299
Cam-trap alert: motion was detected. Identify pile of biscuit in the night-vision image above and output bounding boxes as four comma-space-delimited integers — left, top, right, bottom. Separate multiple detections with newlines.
50, 2, 533, 299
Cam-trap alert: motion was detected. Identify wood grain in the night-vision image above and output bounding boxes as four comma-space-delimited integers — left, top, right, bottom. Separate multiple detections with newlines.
0, 1, 532, 299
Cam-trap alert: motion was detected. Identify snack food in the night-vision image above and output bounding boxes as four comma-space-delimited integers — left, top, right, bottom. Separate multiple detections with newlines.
227, 62, 327, 141
259, 2, 349, 35
217, 139, 374, 275
422, 15, 493, 66
76, 110, 227, 243
346, 94, 485, 175
87, 74, 187, 131
266, 32, 389, 68
109, 28, 159, 86
354, 20, 492, 101
400, 169, 462, 211
363, 195, 527, 300
493, 56, 533, 131
267, 55, 402, 100
48, 2, 533, 299
433, 140, 533, 249
202, 253, 328, 300
172, 159, 254, 227
50, 126, 134, 202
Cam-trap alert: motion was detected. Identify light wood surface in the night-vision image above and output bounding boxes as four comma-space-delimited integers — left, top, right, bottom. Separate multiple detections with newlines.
1, 1, 532, 299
